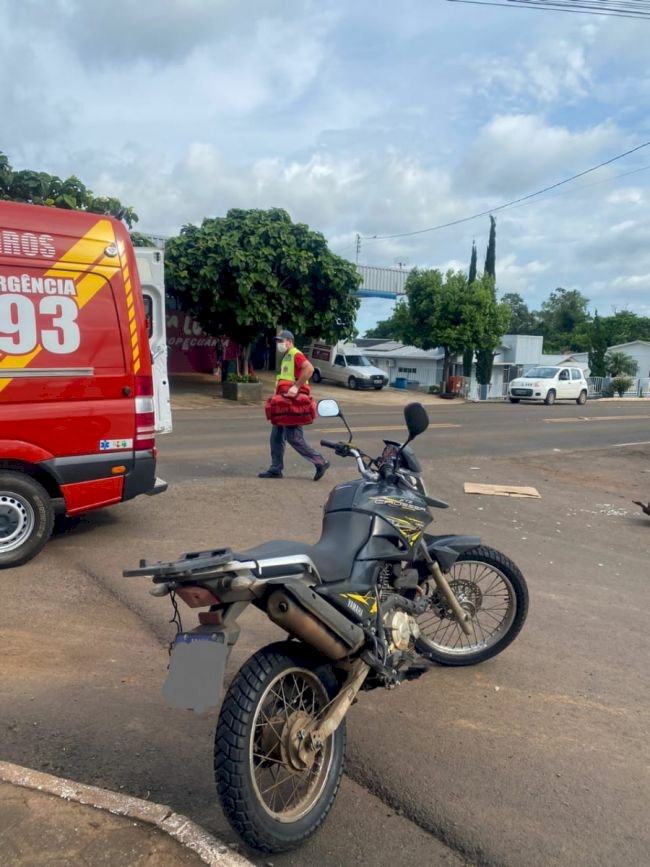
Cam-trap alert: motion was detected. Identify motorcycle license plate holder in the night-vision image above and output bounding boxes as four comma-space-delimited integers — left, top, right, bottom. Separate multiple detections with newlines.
162, 631, 228, 713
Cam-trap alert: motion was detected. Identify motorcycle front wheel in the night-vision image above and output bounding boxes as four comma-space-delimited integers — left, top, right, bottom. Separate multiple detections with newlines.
214, 641, 346, 853
416, 546, 528, 666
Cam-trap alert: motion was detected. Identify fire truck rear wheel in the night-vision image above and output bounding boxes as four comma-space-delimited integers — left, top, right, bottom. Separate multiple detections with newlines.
0, 472, 54, 569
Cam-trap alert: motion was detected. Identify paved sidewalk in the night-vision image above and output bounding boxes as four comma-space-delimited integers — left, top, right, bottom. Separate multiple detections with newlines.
0, 764, 253, 867
170, 371, 461, 410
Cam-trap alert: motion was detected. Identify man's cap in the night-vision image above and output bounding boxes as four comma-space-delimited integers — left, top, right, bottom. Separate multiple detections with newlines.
275, 330, 294, 341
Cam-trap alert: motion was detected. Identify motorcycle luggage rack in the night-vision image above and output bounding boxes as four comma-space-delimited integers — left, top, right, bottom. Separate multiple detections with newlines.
123, 547, 235, 582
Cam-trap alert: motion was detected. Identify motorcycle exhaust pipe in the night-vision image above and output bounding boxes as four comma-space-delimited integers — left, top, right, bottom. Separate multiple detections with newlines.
267, 589, 364, 661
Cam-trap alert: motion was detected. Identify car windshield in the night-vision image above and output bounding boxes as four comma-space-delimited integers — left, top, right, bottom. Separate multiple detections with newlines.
344, 355, 371, 366
523, 367, 558, 379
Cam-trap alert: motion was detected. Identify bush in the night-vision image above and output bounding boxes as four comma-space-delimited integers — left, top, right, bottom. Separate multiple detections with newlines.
428, 384, 440, 394
602, 382, 615, 398
611, 376, 634, 397
227, 373, 259, 383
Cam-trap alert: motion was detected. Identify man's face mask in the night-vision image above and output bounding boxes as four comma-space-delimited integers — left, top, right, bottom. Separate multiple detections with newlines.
277, 341, 288, 353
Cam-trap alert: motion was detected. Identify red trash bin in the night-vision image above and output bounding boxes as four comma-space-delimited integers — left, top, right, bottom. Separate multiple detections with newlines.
447, 375, 462, 394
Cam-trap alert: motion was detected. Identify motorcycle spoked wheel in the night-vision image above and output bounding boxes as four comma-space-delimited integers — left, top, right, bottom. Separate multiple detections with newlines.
214, 641, 346, 853
416, 546, 529, 666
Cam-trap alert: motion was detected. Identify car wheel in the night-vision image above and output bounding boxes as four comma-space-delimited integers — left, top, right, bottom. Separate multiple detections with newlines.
0, 472, 55, 568
311, 369, 321, 383
348, 377, 358, 390
544, 389, 556, 406
576, 390, 587, 405
509, 398, 520, 404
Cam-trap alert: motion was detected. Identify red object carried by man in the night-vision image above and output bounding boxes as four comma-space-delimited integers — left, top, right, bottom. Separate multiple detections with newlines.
265, 380, 316, 427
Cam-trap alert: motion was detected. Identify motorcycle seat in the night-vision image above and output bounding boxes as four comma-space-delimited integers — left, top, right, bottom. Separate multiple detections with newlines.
235, 511, 372, 584
234, 539, 347, 583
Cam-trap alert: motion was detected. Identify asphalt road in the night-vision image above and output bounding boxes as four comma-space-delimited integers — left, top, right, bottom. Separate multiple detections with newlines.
159, 398, 650, 483
2, 395, 649, 866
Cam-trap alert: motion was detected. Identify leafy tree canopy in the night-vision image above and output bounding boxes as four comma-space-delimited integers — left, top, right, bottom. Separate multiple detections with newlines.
500, 292, 539, 335
539, 288, 590, 352
387, 268, 507, 387
129, 232, 157, 248
165, 208, 361, 364
365, 318, 398, 340
0, 151, 138, 227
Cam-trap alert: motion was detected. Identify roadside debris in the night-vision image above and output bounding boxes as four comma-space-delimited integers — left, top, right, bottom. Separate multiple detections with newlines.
464, 483, 541, 499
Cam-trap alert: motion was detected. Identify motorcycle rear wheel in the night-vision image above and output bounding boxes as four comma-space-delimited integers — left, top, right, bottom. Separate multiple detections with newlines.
416, 546, 528, 666
214, 641, 345, 853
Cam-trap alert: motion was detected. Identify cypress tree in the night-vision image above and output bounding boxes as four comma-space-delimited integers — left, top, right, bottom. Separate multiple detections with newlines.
484, 215, 496, 280
477, 216, 498, 393
463, 241, 478, 379
468, 241, 477, 285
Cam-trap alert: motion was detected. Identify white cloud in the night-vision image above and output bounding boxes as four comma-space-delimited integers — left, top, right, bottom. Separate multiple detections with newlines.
457, 115, 623, 197
470, 35, 592, 105
2, 1, 650, 332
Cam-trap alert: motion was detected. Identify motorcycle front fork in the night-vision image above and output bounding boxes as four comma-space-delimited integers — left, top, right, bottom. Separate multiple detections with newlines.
420, 545, 473, 636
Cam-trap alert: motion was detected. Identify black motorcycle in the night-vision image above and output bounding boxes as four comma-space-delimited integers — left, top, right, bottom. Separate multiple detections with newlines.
125, 400, 528, 853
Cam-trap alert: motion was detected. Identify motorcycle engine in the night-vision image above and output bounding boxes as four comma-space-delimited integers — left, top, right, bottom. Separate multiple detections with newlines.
379, 564, 421, 653
384, 609, 420, 652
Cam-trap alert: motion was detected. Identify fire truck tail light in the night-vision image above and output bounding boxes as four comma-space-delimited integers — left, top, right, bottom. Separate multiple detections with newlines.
135, 396, 155, 413
134, 375, 156, 449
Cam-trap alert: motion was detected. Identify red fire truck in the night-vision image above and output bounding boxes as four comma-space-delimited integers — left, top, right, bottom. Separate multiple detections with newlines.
0, 202, 167, 568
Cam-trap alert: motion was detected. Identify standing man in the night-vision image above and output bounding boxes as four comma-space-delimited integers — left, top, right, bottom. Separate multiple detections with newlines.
259, 331, 330, 481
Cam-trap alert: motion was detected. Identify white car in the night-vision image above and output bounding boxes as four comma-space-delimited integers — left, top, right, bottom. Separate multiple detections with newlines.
310, 349, 388, 390
509, 366, 589, 406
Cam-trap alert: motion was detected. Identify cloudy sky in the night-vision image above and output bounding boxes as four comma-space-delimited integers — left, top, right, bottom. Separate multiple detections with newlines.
3, 0, 650, 334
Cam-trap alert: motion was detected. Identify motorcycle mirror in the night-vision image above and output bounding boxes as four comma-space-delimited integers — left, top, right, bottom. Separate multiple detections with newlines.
404, 402, 430, 440
318, 398, 354, 442
317, 399, 340, 418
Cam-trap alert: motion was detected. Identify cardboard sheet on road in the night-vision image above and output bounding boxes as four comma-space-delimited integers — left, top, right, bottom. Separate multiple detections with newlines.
463, 482, 541, 498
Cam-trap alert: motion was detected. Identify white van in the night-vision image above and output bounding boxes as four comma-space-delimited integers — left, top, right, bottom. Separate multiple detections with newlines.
306, 341, 388, 390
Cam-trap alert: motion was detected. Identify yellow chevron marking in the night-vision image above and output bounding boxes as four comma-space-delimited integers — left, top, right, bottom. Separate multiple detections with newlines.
0, 223, 117, 393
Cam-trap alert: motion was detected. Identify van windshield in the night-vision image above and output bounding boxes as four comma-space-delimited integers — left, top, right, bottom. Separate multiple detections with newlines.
524, 367, 558, 379
344, 355, 371, 366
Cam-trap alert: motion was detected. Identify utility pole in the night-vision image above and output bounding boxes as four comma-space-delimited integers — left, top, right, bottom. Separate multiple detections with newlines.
355, 233, 361, 264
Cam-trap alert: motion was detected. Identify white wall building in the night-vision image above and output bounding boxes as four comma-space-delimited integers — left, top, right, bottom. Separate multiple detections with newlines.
607, 340, 650, 378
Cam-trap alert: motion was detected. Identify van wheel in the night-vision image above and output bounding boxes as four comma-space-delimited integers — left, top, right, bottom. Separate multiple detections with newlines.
311, 369, 321, 383
576, 390, 587, 405
0, 472, 54, 569
348, 377, 358, 390
544, 390, 556, 406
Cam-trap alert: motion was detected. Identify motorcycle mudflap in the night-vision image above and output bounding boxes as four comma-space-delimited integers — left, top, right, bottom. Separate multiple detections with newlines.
162, 631, 228, 713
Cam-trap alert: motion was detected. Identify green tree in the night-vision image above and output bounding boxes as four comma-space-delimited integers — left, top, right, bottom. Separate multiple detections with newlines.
473, 276, 511, 387
474, 216, 505, 388
500, 292, 538, 335
588, 311, 608, 377
0, 150, 138, 227
484, 215, 496, 281
605, 350, 637, 377
539, 288, 590, 352
165, 208, 360, 371
365, 318, 397, 339
468, 240, 478, 285
462, 241, 479, 375
602, 310, 650, 345
391, 268, 505, 389
130, 231, 157, 248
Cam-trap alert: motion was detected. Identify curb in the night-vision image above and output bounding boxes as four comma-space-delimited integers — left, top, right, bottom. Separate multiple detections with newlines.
0, 761, 254, 867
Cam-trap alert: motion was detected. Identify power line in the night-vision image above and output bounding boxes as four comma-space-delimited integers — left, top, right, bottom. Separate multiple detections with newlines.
447, 0, 650, 20
361, 140, 650, 242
